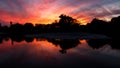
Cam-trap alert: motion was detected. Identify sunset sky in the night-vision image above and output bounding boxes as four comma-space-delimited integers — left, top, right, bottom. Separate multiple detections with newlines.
0, 0, 120, 25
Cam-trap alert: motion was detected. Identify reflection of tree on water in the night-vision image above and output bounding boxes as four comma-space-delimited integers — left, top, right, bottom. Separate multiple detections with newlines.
1, 35, 120, 53
86, 39, 120, 49
0, 36, 9, 44
109, 39, 120, 49
10, 35, 34, 45
0, 37, 3, 44
86, 39, 110, 49
10, 35, 24, 45
24, 37, 34, 43
1, 36, 81, 54
47, 38, 80, 54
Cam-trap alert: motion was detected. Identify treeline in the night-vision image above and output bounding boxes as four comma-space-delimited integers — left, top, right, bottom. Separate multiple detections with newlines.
0, 14, 120, 38
0, 14, 80, 34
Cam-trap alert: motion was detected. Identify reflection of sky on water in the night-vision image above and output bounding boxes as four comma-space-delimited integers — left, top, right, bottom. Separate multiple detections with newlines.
0, 38, 120, 68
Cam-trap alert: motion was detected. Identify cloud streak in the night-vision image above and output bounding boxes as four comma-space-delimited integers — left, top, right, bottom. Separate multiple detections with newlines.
0, 0, 120, 25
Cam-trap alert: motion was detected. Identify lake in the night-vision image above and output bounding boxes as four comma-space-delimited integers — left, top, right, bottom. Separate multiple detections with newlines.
0, 37, 120, 68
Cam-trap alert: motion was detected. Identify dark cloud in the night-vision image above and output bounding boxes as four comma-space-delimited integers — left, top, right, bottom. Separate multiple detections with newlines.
113, 10, 120, 14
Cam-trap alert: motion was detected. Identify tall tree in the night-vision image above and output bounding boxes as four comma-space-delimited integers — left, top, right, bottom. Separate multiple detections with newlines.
58, 14, 77, 25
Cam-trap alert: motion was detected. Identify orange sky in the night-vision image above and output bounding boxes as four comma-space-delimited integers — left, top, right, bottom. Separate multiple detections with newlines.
0, 0, 120, 25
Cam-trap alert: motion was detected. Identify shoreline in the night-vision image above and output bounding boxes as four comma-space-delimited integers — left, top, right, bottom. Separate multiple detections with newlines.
25, 32, 110, 39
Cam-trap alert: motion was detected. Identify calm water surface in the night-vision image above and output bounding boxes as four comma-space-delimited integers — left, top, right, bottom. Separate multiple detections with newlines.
0, 37, 120, 68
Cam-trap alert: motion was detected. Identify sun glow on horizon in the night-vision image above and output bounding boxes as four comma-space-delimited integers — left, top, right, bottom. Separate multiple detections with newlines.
0, 0, 120, 25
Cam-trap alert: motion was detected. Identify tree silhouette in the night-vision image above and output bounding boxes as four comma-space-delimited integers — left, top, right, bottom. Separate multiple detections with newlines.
86, 18, 109, 34
59, 14, 77, 25
23, 23, 34, 34
0, 25, 9, 33
111, 16, 120, 25
109, 16, 120, 37
57, 14, 80, 32
9, 23, 24, 35
34, 24, 44, 33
